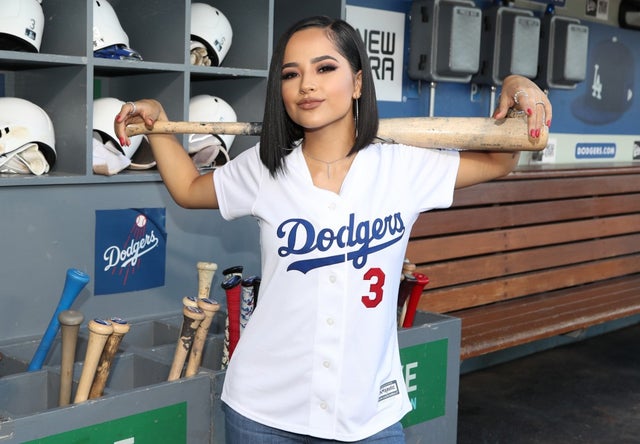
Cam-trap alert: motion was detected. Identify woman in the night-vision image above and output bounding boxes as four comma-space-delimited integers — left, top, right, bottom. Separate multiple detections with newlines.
115, 15, 551, 444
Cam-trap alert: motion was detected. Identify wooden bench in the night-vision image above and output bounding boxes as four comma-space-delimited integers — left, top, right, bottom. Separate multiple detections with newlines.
406, 166, 640, 361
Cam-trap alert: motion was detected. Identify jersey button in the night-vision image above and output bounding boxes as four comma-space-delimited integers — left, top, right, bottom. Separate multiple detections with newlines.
328, 202, 337, 210
329, 274, 337, 283
320, 402, 328, 410
323, 360, 331, 368
326, 318, 334, 325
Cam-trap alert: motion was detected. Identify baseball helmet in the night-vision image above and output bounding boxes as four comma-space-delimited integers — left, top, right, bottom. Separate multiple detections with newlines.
189, 94, 238, 152
93, 0, 129, 51
0, 97, 56, 167
190, 3, 233, 66
93, 97, 143, 158
0, 0, 45, 53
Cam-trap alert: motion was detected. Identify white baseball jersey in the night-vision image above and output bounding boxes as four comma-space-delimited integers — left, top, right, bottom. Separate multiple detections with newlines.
214, 142, 460, 441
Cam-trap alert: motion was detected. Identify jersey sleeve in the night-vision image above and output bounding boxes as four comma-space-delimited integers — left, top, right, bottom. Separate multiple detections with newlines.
390, 144, 460, 213
213, 144, 264, 220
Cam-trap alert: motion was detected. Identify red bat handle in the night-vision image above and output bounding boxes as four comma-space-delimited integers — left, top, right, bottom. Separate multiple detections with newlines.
402, 273, 430, 328
397, 275, 417, 327
222, 275, 242, 359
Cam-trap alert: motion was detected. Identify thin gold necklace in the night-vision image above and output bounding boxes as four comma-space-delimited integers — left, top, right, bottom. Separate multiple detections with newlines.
302, 149, 352, 179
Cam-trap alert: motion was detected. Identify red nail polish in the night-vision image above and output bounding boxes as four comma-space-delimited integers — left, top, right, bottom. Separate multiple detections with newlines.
536, 129, 541, 138
527, 108, 533, 116
546, 119, 551, 127
119, 137, 125, 146
530, 129, 536, 138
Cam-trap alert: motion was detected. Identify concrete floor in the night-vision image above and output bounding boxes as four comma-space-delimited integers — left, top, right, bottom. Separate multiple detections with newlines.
456, 323, 640, 444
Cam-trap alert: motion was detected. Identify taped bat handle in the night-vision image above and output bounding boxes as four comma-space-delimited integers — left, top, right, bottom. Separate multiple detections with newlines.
28, 268, 90, 371
252, 277, 261, 308
402, 273, 430, 329
222, 274, 243, 359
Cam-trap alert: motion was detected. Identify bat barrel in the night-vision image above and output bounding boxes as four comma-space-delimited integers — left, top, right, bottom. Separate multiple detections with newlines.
377, 117, 548, 152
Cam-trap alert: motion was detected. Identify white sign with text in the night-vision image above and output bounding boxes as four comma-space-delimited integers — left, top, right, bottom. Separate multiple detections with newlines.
346, 5, 405, 102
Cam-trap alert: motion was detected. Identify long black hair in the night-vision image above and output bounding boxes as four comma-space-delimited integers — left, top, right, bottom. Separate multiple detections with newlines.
260, 16, 379, 177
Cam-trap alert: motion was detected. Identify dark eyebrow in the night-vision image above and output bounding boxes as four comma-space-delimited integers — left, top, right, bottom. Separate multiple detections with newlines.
282, 55, 339, 69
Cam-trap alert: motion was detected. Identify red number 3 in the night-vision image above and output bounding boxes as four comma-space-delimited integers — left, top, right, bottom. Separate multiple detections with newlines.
361, 267, 385, 308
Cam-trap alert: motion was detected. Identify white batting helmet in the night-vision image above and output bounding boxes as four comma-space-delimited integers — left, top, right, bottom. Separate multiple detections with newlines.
0, 0, 45, 52
93, 0, 129, 51
190, 3, 233, 66
93, 97, 143, 158
0, 97, 56, 167
189, 94, 238, 152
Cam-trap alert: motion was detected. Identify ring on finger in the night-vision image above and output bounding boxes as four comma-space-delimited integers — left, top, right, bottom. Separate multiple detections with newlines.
126, 101, 136, 115
535, 101, 545, 106
513, 90, 527, 105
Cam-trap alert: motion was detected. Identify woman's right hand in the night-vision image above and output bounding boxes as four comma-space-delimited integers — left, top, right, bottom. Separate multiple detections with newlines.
113, 99, 167, 148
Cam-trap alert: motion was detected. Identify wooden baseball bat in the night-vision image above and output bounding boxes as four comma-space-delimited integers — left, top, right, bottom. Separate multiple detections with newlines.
58, 309, 84, 406
74, 319, 113, 403
28, 268, 90, 371
184, 298, 221, 377
125, 116, 548, 152
197, 261, 218, 299
167, 305, 205, 381
88, 317, 130, 399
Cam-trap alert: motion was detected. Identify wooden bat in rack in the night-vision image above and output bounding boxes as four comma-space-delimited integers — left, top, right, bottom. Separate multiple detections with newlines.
88, 317, 130, 399
167, 305, 205, 381
125, 117, 548, 152
58, 309, 84, 406
184, 297, 221, 377
74, 319, 113, 404
197, 261, 218, 299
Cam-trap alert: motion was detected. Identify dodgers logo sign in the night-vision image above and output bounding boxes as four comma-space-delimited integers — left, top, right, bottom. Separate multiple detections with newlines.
94, 208, 167, 295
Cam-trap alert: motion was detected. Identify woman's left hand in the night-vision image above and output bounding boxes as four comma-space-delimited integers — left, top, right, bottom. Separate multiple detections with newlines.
493, 75, 552, 139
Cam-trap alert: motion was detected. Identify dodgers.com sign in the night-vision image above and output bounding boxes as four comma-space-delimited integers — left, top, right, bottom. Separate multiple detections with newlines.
575, 143, 616, 159
94, 208, 167, 295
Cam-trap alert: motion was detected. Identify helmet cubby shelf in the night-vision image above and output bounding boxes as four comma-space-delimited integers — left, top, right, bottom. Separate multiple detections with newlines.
0, 0, 347, 187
